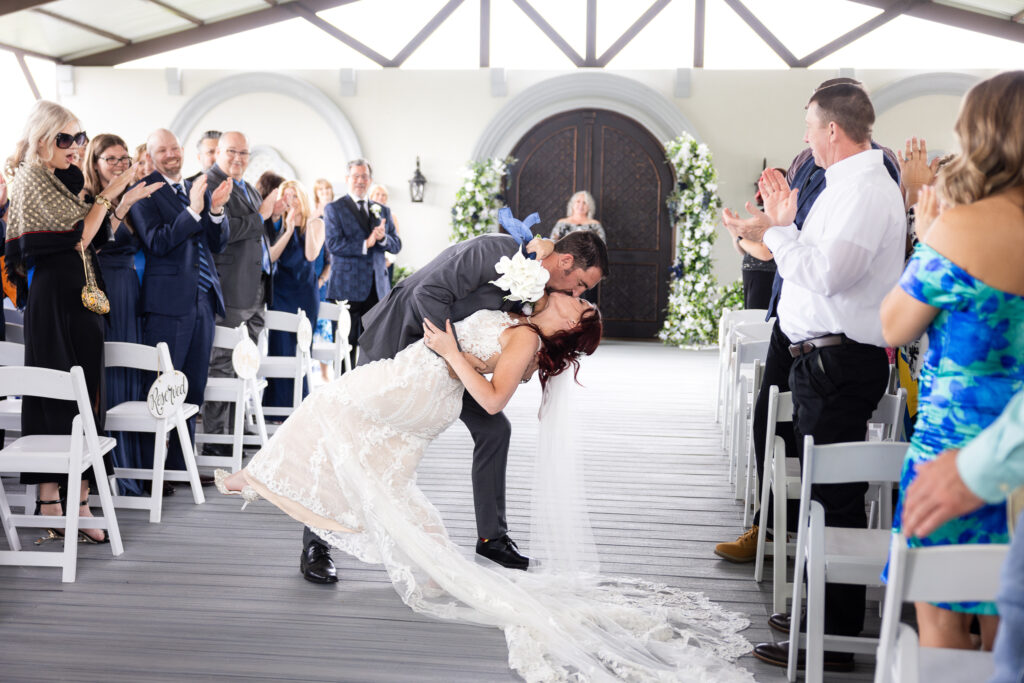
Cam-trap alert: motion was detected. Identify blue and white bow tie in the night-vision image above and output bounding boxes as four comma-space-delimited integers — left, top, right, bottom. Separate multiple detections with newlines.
497, 207, 540, 246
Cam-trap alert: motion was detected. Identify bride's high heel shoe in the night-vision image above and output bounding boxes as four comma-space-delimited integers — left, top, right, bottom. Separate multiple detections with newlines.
214, 469, 260, 510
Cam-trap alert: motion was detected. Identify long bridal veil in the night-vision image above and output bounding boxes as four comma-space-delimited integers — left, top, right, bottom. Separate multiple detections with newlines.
325, 372, 755, 682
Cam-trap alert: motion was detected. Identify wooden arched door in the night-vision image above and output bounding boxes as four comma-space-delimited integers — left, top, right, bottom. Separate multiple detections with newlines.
507, 109, 674, 338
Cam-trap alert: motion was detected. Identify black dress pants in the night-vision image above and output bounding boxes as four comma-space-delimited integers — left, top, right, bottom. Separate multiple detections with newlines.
344, 281, 379, 372
789, 340, 889, 637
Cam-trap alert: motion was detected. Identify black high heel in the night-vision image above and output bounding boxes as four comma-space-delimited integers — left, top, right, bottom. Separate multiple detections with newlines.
77, 495, 110, 545
34, 497, 66, 545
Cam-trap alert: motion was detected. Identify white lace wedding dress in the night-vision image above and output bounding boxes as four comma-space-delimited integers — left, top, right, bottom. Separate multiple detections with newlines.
244, 309, 754, 682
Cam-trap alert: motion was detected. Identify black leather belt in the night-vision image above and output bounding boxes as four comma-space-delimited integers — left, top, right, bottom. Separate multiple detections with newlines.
788, 334, 847, 358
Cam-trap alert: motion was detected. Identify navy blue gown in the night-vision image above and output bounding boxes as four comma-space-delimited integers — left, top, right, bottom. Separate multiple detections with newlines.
96, 219, 146, 495
264, 222, 319, 408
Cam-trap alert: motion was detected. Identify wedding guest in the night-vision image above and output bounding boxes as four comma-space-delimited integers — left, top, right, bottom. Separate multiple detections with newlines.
716, 77, 902, 571
203, 131, 275, 455
312, 178, 334, 380
5, 100, 158, 542
550, 191, 606, 242
324, 159, 400, 370
83, 133, 147, 495
724, 172, 779, 310
730, 81, 906, 672
901, 387, 1024, 683
256, 170, 285, 203
186, 129, 220, 182
133, 141, 154, 178
264, 180, 324, 408
129, 128, 231, 484
368, 183, 399, 280
881, 70, 1024, 652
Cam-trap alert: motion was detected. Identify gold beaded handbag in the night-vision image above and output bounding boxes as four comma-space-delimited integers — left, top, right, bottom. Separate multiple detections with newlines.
79, 247, 110, 315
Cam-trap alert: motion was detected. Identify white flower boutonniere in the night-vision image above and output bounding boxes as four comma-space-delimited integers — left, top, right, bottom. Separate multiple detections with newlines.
490, 251, 549, 303
369, 203, 383, 220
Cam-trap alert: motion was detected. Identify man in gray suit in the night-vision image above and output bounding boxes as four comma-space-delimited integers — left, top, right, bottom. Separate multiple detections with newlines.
298, 230, 608, 583
202, 131, 275, 450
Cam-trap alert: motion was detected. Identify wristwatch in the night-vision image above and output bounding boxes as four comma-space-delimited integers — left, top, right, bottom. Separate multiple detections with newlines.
735, 235, 743, 244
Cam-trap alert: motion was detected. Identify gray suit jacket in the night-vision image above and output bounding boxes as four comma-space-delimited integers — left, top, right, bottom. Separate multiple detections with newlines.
358, 234, 522, 364
205, 163, 273, 311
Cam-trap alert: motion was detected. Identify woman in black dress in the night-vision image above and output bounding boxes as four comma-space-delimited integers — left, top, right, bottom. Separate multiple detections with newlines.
4, 101, 158, 542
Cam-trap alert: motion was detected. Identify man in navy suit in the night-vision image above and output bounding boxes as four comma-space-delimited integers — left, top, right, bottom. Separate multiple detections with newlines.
324, 158, 401, 370
129, 128, 232, 478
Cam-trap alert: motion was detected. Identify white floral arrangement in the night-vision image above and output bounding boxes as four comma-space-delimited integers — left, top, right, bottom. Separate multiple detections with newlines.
450, 156, 515, 242
369, 203, 382, 221
659, 133, 743, 348
491, 251, 549, 303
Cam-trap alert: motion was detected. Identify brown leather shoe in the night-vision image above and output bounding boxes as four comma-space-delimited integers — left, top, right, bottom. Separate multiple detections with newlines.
713, 525, 759, 563
752, 641, 854, 672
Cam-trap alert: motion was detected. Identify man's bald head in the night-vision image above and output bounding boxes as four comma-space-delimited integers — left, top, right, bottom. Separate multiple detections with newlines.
215, 131, 251, 180
146, 128, 183, 179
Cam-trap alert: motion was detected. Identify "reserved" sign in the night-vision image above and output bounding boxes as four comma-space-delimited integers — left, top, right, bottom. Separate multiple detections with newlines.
147, 371, 189, 418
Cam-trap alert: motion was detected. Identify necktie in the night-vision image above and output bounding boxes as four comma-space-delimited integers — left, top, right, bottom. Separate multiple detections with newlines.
358, 199, 368, 219
177, 183, 215, 293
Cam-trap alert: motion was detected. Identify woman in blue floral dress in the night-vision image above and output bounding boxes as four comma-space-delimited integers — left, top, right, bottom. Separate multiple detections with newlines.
881, 70, 1024, 650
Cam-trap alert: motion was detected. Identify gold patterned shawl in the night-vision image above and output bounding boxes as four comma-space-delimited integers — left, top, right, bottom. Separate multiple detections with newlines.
5, 160, 89, 241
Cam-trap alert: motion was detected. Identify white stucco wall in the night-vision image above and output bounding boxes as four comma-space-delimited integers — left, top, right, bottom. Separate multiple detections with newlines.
56, 67, 989, 281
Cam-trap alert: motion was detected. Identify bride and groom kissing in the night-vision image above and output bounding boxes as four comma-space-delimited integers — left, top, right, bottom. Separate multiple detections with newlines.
219, 217, 608, 580
215, 215, 759, 681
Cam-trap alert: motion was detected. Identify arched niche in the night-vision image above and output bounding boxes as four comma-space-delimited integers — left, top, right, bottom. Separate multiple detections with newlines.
472, 72, 699, 161
169, 72, 362, 160
871, 72, 980, 116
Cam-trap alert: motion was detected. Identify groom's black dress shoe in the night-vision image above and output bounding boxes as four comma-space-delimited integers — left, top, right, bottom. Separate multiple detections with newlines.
752, 641, 855, 672
768, 611, 806, 634
476, 535, 529, 570
300, 541, 338, 584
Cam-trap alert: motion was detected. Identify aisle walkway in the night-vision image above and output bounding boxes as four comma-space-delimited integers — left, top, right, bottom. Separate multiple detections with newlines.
0, 342, 875, 681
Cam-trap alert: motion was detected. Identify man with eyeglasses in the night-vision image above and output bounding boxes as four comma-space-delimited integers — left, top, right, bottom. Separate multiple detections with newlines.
202, 131, 278, 456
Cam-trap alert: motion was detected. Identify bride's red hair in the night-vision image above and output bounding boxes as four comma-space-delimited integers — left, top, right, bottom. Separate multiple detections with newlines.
531, 305, 603, 387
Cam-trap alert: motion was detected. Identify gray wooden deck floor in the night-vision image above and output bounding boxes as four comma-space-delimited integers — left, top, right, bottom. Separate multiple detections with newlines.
0, 341, 876, 682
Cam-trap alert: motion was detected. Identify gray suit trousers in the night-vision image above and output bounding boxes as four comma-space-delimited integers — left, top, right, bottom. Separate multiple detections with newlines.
202, 280, 265, 436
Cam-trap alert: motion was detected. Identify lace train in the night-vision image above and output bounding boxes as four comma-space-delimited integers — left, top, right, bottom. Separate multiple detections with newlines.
243, 310, 754, 681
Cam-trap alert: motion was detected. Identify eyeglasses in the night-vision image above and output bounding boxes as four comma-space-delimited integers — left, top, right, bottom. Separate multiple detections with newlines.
99, 155, 132, 166
349, 174, 371, 181
224, 148, 250, 159
55, 131, 88, 149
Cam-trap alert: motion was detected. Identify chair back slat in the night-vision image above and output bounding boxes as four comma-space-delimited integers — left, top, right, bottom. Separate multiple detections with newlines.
0, 365, 79, 401
803, 437, 907, 486
104, 341, 160, 372
736, 339, 769, 365
211, 324, 245, 350
264, 310, 302, 333
317, 301, 340, 322
0, 340, 24, 366
900, 541, 1008, 603
869, 389, 907, 441
5, 322, 24, 344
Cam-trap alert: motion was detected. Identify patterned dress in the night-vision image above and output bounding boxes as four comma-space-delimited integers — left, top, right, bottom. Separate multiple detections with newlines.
893, 243, 1024, 614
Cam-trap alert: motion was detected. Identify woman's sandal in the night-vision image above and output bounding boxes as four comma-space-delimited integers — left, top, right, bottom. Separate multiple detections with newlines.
76, 497, 109, 545
33, 496, 109, 545
33, 497, 67, 544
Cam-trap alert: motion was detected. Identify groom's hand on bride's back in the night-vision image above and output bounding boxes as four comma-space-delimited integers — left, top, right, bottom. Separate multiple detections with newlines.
446, 352, 490, 379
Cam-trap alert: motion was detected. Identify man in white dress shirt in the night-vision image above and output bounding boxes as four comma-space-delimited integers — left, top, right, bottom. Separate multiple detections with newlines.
733, 82, 906, 671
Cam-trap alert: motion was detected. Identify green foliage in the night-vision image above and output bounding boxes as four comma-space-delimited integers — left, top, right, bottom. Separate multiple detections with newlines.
659, 133, 743, 347
449, 157, 515, 242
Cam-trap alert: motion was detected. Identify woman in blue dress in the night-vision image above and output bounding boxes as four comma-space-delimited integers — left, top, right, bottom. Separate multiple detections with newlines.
312, 178, 334, 381
264, 180, 325, 409
83, 134, 146, 496
881, 71, 1024, 651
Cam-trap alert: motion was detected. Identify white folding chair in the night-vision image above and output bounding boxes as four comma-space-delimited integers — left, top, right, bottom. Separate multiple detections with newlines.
716, 308, 770, 424
723, 321, 773, 454
3, 307, 23, 325
309, 300, 353, 382
726, 333, 769, 496
260, 309, 312, 427
0, 340, 25, 432
103, 341, 205, 523
194, 324, 268, 473
867, 389, 908, 530
787, 436, 908, 682
0, 365, 123, 582
4, 322, 23, 344
874, 534, 1006, 683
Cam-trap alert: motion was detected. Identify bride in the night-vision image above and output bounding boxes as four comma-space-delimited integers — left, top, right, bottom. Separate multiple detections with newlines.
217, 293, 753, 682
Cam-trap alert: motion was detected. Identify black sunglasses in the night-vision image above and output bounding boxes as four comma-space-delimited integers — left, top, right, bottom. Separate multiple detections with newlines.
55, 131, 88, 149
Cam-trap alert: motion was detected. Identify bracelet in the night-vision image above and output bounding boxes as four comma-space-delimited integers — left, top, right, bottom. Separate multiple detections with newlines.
113, 210, 127, 222
94, 195, 114, 212
735, 234, 743, 244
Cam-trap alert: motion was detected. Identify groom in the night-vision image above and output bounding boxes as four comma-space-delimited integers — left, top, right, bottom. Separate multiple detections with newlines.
298, 228, 608, 583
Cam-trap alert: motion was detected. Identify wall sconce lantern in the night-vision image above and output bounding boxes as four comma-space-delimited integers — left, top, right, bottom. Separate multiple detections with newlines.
409, 156, 427, 203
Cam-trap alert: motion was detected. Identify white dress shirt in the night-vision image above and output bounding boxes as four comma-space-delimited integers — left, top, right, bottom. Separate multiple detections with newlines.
762, 148, 905, 346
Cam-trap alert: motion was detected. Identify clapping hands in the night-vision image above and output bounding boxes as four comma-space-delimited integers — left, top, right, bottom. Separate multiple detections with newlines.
367, 219, 386, 247
722, 168, 797, 242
